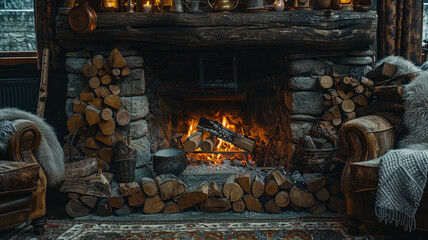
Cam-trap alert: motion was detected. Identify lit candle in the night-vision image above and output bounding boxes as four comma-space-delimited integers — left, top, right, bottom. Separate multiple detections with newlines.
143, 1, 152, 13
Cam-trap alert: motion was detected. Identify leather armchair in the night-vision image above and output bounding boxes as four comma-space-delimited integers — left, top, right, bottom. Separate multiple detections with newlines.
0, 120, 47, 234
337, 114, 428, 230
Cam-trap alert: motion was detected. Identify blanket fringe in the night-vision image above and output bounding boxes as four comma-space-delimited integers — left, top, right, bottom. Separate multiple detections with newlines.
376, 206, 416, 231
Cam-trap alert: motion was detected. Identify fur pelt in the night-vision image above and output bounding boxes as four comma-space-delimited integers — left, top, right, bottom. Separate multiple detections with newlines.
0, 108, 64, 186
377, 56, 422, 79
398, 71, 428, 148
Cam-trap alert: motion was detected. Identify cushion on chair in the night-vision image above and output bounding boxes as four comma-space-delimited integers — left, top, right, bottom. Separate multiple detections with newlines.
0, 161, 40, 194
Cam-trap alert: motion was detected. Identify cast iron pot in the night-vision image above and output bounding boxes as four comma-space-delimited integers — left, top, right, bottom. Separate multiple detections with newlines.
153, 148, 187, 174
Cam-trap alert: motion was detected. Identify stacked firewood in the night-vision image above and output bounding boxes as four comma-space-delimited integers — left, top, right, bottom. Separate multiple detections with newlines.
65, 48, 131, 170
356, 62, 416, 116
320, 74, 372, 128
298, 121, 338, 150
62, 165, 344, 217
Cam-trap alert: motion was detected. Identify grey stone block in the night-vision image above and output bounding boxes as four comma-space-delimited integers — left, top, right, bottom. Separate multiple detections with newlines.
124, 56, 144, 69
339, 56, 373, 65
118, 119, 148, 139
291, 91, 323, 115
347, 49, 374, 57
290, 121, 312, 140
349, 65, 372, 78
65, 99, 75, 118
131, 136, 151, 168
290, 114, 319, 121
117, 69, 145, 97
288, 77, 318, 90
65, 58, 88, 73
120, 95, 149, 121
134, 166, 153, 180
65, 50, 91, 58
67, 74, 88, 98
288, 59, 331, 76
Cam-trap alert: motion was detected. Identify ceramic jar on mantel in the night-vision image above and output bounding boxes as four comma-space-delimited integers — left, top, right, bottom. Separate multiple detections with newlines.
273, 0, 285, 11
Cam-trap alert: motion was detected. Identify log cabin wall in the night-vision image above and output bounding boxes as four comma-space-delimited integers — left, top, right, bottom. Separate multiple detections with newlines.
56, 10, 377, 168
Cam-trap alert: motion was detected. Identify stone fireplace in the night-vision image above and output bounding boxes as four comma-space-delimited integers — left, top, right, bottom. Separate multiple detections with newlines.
58, 10, 377, 170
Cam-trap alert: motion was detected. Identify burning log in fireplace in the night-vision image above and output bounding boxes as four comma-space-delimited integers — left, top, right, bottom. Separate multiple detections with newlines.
192, 117, 256, 152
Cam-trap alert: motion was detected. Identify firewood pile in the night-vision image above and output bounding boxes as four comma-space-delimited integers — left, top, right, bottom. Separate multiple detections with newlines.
65, 48, 132, 169
61, 164, 344, 217
320, 74, 372, 128
355, 62, 416, 117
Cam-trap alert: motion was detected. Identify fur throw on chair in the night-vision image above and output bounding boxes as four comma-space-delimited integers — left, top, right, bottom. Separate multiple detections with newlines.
377, 56, 422, 79
398, 71, 428, 148
0, 108, 64, 186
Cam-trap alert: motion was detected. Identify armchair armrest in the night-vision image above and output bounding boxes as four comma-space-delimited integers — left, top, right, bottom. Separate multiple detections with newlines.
1, 120, 42, 164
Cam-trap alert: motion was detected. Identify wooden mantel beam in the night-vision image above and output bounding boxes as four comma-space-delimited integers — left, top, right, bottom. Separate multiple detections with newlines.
56, 11, 377, 50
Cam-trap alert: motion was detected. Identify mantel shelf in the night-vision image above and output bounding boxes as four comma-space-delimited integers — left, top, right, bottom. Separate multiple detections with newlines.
56, 10, 377, 50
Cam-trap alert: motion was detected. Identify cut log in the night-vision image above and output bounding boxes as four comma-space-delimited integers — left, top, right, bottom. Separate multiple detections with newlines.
232, 199, 245, 213
336, 85, 349, 100
60, 174, 111, 198
154, 174, 188, 200
242, 194, 263, 212
66, 198, 90, 218
223, 175, 244, 202
92, 55, 104, 70
341, 99, 355, 113
183, 130, 203, 153
308, 202, 326, 214
200, 134, 218, 153
73, 100, 86, 115
82, 147, 98, 158
108, 186, 124, 209
341, 76, 352, 88
118, 182, 141, 196
98, 69, 107, 77
114, 204, 133, 216
80, 87, 95, 102
121, 66, 131, 76
96, 86, 111, 98
104, 62, 112, 74
68, 193, 81, 199
315, 187, 330, 201
298, 135, 316, 149
366, 62, 397, 81
109, 48, 127, 68
289, 186, 316, 208
199, 197, 231, 213
63, 143, 81, 158
112, 68, 121, 77
80, 195, 98, 208
176, 181, 209, 210
98, 148, 113, 163
163, 201, 181, 214
272, 169, 294, 190
116, 109, 131, 126
98, 120, 115, 135
252, 174, 265, 198
88, 98, 102, 110
264, 199, 281, 214
82, 63, 97, 78
275, 190, 290, 207
319, 75, 333, 89
332, 117, 342, 126
208, 180, 223, 197
101, 75, 112, 85
128, 192, 146, 207
372, 85, 403, 101
344, 112, 356, 122
104, 94, 121, 110
197, 117, 256, 152
265, 177, 279, 196
63, 158, 98, 180
97, 199, 112, 216
353, 85, 365, 94
101, 108, 113, 121
304, 174, 327, 193
332, 95, 343, 105
143, 195, 165, 214
84, 137, 100, 150
96, 132, 113, 146
141, 177, 158, 197
89, 76, 100, 89
85, 105, 101, 126
236, 172, 252, 194
108, 85, 120, 95
97, 158, 109, 171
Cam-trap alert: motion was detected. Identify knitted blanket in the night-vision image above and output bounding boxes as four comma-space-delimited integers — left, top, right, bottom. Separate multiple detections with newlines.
376, 148, 428, 231
0, 120, 16, 152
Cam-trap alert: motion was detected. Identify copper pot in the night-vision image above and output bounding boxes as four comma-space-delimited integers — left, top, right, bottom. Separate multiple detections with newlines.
68, 2, 97, 34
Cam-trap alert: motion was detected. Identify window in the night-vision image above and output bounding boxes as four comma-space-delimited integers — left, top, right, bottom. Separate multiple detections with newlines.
0, 0, 37, 65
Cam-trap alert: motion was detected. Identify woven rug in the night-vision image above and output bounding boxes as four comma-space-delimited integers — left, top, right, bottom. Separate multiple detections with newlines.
0, 217, 364, 240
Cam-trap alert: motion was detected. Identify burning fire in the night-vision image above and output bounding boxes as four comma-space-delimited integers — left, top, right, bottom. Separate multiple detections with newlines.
185, 114, 253, 166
